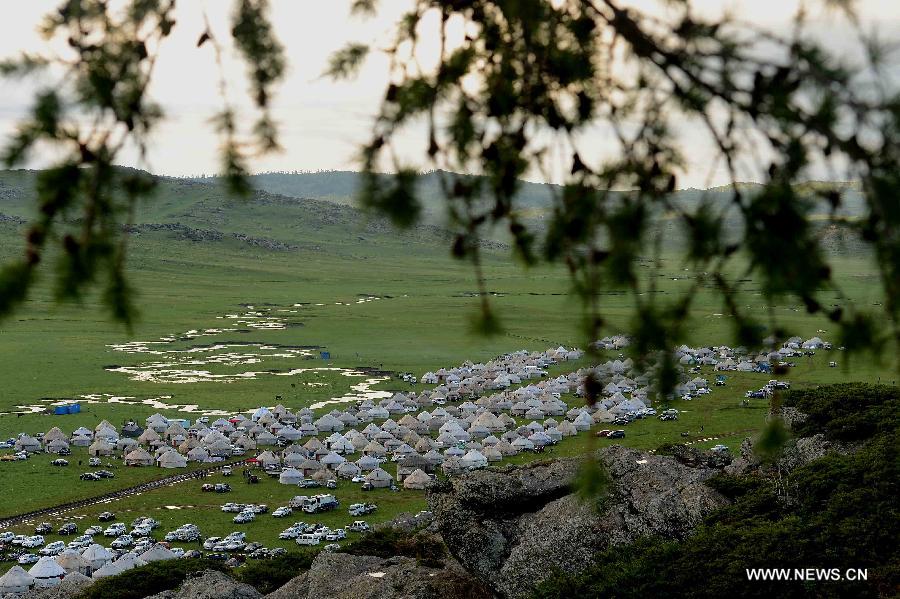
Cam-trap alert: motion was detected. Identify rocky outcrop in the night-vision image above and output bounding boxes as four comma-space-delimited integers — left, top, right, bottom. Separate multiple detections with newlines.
265, 552, 491, 599
667, 444, 733, 469
428, 445, 729, 598
146, 570, 261, 599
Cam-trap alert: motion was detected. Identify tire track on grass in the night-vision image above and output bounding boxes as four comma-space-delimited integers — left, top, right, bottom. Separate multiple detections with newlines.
0, 460, 245, 530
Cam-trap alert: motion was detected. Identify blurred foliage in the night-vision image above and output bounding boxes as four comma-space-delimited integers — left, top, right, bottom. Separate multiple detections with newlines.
0, 0, 285, 326
336, 0, 900, 396
2, 0, 900, 390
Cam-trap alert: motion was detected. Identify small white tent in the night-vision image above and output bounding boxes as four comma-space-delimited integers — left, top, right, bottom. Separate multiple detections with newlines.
28, 556, 66, 588
0, 565, 34, 594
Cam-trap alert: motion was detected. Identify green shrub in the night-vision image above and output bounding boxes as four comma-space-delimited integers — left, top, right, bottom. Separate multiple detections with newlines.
342, 529, 446, 567
235, 551, 316, 594
784, 383, 899, 441
77, 559, 229, 599
533, 384, 900, 598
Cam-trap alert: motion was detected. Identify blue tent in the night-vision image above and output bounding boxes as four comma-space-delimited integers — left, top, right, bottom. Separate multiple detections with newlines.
320, 351, 331, 360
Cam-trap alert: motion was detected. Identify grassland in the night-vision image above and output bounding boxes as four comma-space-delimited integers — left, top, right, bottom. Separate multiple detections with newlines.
0, 170, 896, 569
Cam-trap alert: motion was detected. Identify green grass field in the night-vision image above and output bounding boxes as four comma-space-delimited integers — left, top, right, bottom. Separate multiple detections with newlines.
0, 171, 896, 570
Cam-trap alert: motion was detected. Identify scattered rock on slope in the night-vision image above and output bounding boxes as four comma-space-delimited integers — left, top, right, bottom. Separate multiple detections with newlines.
265, 551, 491, 599
144, 570, 261, 599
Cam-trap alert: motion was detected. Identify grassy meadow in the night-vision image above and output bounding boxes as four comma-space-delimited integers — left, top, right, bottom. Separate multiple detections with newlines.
0, 170, 896, 567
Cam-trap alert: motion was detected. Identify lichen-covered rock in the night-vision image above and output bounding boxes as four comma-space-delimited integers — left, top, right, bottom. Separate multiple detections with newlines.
429, 445, 729, 598
166, 570, 260, 599
266, 552, 491, 599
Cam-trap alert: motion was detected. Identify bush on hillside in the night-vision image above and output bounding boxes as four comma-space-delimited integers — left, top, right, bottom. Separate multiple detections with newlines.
76, 559, 229, 599
235, 551, 316, 594
783, 383, 899, 441
533, 384, 900, 599
342, 529, 446, 568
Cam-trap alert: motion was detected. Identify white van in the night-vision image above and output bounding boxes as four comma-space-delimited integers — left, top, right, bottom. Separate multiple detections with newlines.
296, 534, 320, 546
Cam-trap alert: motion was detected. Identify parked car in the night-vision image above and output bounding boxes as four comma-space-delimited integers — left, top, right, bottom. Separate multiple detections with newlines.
104, 524, 126, 537
214, 483, 231, 493
346, 521, 370, 533
111, 535, 134, 549
131, 524, 153, 537
39, 541, 66, 556
20, 536, 44, 549
222, 467, 233, 476
295, 534, 320, 546
348, 503, 377, 517
80, 472, 100, 481
324, 529, 346, 541
608, 430, 626, 439
272, 506, 293, 518
98, 512, 116, 522
233, 511, 255, 524
34, 523, 52, 535
89, 457, 102, 467
96, 470, 115, 479
17, 553, 39, 565
51, 459, 69, 466
57, 523, 78, 535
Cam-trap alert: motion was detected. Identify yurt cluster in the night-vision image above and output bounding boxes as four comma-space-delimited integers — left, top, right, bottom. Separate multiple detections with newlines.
6, 341, 729, 482
0, 543, 180, 594
0, 341, 739, 593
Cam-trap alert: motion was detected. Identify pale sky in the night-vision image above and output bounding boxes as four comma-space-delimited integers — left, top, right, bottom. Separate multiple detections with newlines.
0, 0, 898, 187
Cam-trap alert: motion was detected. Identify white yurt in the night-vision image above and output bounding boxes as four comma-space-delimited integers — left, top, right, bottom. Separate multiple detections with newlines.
402, 468, 432, 490
278, 467, 304, 485
28, 556, 66, 588
0, 565, 34, 594
157, 450, 188, 469
139, 545, 177, 563
364, 467, 394, 488
81, 544, 113, 571
55, 549, 91, 575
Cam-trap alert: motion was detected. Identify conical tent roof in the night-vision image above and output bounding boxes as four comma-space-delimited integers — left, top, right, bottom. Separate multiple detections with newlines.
256, 450, 280, 465
336, 461, 361, 477
279, 467, 303, 484
55, 549, 90, 573
94, 553, 145, 578
187, 446, 210, 461
43, 427, 67, 443
157, 450, 187, 468
124, 447, 153, 464
139, 545, 177, 562
364, 467, 394, 487
29, 556, 66, 582
0, 565, 34, 593
402, 468, 432, 489
82, 544, 113, 568
311, 468, 331, 481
